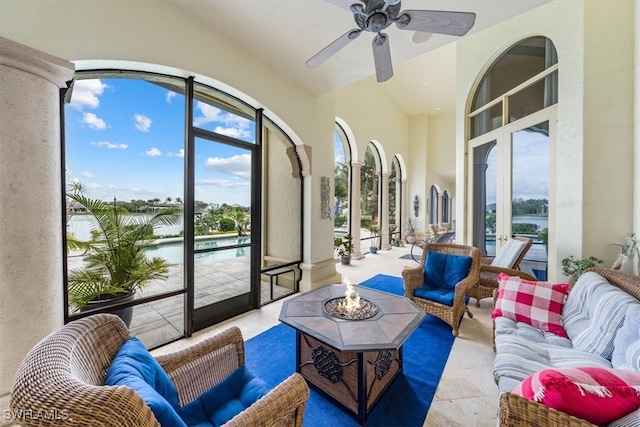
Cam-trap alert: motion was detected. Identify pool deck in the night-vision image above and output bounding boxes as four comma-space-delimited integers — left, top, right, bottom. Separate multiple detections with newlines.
67, 255, 293, 348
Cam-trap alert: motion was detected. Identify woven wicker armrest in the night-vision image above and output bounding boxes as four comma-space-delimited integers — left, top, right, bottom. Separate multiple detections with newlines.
480, 266, 536, 287
156, 326, 245, 407
481, 257, 494, 265
224, 373, 310, 427
401, 266, 424, 296
499, 392, 596, 427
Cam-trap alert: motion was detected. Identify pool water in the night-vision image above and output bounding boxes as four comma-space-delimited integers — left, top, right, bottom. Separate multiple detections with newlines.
145, 236, 251, 264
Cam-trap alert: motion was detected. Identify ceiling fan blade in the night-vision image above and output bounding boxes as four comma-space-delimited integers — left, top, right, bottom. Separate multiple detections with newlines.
395, 10, 476, 36
306, 29, 362, 68
372, 33, 393, 82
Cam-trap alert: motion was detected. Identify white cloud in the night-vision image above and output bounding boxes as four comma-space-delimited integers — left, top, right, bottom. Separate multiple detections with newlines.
90, 141, 128, 150
145, 147, 162, 157
193, 102, 253, 140
69, 79, 107, 110
81, 171, 95, 178
196, 178, 250, 188
212, 126, 248, 139
204, 154, 251, 179
166, 91, 176, 103
134, 114, 152, 132
168, 149, 185, 158
82, 112, 107, 130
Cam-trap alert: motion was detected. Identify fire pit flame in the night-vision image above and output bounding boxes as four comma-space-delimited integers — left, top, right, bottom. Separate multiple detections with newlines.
323, 282, 379, 320
342, 283, 361, 313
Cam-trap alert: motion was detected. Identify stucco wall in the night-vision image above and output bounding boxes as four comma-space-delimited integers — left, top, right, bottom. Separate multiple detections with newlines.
0, 0, 342, 271
456, 0, 635, 280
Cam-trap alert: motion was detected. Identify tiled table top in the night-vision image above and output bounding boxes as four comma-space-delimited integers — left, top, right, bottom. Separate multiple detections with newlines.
279, 284, 425, 352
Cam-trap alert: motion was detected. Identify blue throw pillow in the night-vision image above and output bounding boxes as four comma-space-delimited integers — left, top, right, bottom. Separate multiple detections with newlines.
105, 338, 184, 427
424, 251, 473, 290
181, 366, 270, 427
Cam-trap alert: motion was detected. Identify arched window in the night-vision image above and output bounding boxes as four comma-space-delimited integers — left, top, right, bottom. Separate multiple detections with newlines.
429, 185, 439, 225
334, 123, 351, 233
362, 144, 381, 253
63, 70, 303, 347
389, 157, 402, 243
468, 36, 557, 275
442, 191, 449, 224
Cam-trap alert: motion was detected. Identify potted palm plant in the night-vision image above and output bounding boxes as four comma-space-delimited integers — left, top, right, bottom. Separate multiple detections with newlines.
334, 234, 353, 265
67, 193, 181, 327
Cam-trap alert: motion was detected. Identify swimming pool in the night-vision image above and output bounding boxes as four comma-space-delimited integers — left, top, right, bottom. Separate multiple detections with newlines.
145, 236, 251, 264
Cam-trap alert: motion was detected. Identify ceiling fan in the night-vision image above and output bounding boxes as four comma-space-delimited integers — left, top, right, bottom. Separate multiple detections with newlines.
306, 0, 476, 82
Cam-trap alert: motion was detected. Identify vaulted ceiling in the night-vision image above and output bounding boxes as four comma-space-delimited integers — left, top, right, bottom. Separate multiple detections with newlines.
170, 0, 551, 115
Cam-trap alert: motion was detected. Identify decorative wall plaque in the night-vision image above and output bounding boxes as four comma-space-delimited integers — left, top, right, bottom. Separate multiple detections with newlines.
321, 176, 332, 219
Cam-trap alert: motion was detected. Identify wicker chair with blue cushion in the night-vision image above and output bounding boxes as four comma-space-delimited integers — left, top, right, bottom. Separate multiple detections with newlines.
10, 313, 309, 427
402, 243, 481, 336
467, 236, 533, 307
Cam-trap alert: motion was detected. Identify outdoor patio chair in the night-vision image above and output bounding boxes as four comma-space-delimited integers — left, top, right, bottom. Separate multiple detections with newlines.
10, 313, 309, 427
402, 242, 481, 336
467, 236, 533, 307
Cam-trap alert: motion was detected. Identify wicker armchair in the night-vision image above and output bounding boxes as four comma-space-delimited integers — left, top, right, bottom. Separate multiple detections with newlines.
497, 267, 640, 427
402, 243, 481, 336
467, 236, 533, 307
10, 314, 309, 427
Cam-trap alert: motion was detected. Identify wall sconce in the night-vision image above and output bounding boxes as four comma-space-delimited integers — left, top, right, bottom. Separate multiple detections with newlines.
413, 195, 419, 217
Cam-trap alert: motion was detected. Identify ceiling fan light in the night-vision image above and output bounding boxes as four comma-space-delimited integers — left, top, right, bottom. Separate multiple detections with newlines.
411, 31, 433, 44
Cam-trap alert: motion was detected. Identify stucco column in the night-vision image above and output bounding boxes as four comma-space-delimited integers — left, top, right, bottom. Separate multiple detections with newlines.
380, 172, 391, 250
401, 179, 408, 240
350, 162, 363, 259
0, 37, 74, 421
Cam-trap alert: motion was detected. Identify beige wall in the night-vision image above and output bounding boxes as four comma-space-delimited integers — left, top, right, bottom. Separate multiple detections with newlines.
634, 0, 640, 274
0, 0, 341, 288
457, 0, 636, 280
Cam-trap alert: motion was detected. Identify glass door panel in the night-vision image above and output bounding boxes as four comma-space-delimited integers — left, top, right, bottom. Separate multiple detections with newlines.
472, 141, 497, 257
511, 122, 549, 279
193, 137, 253, 328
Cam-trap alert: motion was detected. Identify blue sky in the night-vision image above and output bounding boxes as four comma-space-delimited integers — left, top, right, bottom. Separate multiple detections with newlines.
65, 78, 255, 206
485, 128, 549, 206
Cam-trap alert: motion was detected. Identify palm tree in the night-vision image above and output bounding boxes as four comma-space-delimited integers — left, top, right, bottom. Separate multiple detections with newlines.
67, 193, 181, 311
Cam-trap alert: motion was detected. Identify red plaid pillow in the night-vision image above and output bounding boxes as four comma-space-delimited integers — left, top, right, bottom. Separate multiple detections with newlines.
492, 273, 570, 337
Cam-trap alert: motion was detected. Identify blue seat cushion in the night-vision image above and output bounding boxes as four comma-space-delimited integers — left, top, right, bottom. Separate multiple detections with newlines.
180, 366, 270, 427
424, 251, 473, 290
105, 338, 185, 427
414, 286, 456, 306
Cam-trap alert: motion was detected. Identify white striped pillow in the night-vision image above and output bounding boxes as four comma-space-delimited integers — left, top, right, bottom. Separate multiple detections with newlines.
563, 272, 639, 360
607, 407, 640, 427
491, 239, 527, 268
612, 304, 640, 371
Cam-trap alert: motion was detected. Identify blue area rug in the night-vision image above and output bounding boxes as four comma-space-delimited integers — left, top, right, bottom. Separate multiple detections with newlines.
245, 274, 456, 427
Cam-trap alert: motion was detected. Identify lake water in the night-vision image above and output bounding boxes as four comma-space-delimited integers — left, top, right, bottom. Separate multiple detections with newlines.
67, 215, 184, 242
513, 215, 548, 230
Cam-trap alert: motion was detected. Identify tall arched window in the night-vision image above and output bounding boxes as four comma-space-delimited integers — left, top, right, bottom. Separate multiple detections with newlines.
429, 185, 439, 225
467, 36, 557, 279
334, 123, 351, 233
389, 157, 402, 243
442, 191, 449, 224
63, 70, 303, 347
362, 144, 380, 253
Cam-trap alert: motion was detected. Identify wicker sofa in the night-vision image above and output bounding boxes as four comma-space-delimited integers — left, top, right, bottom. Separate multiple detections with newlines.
494, 267, 640, 426
10, 314, 309, 426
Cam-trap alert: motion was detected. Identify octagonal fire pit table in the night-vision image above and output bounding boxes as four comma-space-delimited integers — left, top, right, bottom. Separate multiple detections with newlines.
279, 284, 425, 425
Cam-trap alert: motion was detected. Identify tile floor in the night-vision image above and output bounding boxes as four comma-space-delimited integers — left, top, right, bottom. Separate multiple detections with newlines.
152, 245, 500, 426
